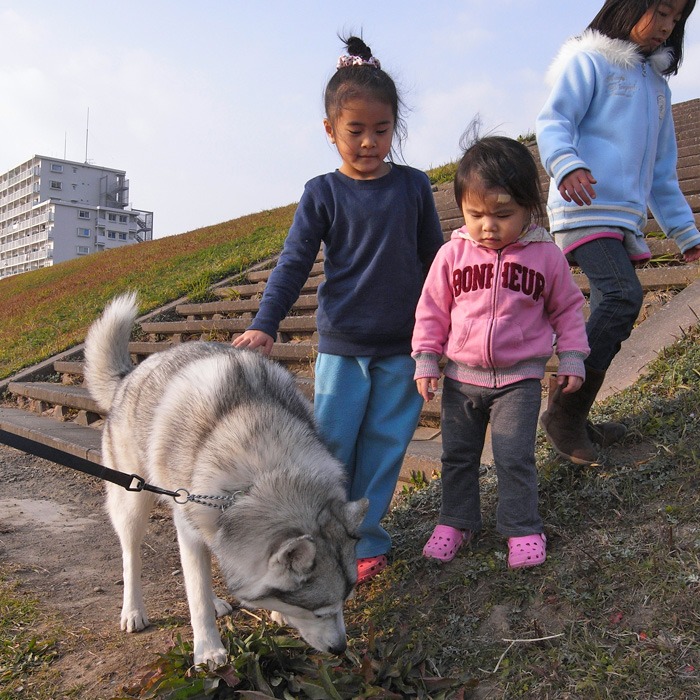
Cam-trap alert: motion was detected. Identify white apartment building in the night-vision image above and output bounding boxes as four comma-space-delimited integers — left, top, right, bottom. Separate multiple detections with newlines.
0, 155, 153, 279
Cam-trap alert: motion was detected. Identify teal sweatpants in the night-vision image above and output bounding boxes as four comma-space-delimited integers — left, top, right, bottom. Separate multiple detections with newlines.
314, 353, 423, 558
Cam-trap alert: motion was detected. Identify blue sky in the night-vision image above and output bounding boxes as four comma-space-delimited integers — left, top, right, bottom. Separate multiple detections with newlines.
1, 1, 699, 238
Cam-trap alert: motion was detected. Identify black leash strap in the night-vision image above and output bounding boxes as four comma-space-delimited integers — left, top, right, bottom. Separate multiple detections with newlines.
0, 429, 241, 509
0, 429, 174, 496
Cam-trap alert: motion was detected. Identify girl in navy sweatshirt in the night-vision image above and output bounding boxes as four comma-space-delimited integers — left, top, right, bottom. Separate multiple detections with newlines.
234, 35, 444, 584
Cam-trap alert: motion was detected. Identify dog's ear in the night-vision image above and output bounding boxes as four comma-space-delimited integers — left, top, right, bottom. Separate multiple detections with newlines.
270, 535, 317, 576
343, 498, 369, 536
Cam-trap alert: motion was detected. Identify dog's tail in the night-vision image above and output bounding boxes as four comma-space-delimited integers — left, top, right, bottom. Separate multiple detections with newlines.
84, 292, 138, 413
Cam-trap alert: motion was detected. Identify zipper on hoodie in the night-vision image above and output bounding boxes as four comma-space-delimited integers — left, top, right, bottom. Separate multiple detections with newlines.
485, 248, 502, 387
640, 57, 654, 209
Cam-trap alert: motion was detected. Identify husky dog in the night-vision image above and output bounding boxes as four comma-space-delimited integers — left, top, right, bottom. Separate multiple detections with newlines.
84, 293, 367, 668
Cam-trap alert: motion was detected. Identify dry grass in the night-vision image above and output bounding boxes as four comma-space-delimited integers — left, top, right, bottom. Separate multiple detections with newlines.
0, 206, 295, 380
103, 325, 700, 699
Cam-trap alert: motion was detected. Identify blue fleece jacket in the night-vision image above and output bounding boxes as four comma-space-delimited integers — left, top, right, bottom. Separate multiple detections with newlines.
536, 30, 700, 255
249, 164, 444, 357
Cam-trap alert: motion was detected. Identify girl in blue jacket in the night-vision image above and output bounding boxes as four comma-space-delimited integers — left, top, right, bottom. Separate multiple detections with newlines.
234, 36, 444, 584
536, 0, 700, 466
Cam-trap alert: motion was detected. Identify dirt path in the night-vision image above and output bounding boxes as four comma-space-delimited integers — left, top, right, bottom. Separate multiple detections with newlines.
0, 443, 199, 698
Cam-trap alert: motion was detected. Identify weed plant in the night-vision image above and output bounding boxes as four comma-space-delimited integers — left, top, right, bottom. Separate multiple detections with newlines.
0, 574, 61, 699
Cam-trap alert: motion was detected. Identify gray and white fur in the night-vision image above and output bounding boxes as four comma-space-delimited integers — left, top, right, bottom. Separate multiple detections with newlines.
84, 293, 367, 668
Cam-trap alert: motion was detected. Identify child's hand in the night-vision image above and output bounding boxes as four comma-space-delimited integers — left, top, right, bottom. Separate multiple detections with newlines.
232, 330, 275, 355
558, 168, 597, 206
683, 244, 700, 263
416, 377, 439, 402
558, 374, 583, 394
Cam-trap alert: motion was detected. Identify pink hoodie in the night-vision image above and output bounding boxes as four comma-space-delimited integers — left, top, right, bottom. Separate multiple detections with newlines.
412, 226, 589, 388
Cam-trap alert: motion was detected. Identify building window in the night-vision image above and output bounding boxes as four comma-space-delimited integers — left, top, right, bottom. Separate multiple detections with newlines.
50, 163, 64, 173
119, 215, 127, 223
119, 232, 127, 240
78, 210, 90, 219
76, 245, 90, 255
77, 228, 91, 237
50, 181, 62, 190
107, 230, 117, 239
108, 213, 117, 221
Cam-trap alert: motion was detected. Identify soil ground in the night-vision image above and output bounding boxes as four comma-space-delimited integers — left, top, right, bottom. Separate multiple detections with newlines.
0, 442, 200, 699
0, 437, 662, 700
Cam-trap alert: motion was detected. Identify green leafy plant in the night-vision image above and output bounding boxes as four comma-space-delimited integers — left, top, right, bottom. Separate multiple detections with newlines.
113, 618, 471, 699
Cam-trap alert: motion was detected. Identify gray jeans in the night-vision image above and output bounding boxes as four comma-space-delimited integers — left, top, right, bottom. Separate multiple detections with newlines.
438, 377, 543, 537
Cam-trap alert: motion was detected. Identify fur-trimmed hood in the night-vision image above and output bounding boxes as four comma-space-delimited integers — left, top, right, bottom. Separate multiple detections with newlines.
546, 29, 673, 86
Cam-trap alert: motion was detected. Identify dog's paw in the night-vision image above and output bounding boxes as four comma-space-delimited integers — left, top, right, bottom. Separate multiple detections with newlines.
269, 610, 287, 626
120, 609, 149, 633
194, 644, 228, 669
213, 596, 233, 618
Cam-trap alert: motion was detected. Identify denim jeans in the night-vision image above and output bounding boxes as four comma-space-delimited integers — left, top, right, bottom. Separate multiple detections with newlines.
568, 237, 643, 372
439, 377, 543, 537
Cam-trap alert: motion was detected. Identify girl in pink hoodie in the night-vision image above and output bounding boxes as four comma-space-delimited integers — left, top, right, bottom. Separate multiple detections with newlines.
412, 136, 589, 569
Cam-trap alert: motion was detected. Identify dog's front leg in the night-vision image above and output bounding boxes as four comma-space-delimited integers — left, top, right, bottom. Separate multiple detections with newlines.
174, 514, 228, 668
106, 485, 152, 632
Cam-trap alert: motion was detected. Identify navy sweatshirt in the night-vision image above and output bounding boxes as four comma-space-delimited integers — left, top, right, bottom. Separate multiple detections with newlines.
249, 164, 444, 356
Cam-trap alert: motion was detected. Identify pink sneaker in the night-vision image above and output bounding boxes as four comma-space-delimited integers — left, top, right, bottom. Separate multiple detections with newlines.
422, 525, 471, 562
508, 533, 547, 569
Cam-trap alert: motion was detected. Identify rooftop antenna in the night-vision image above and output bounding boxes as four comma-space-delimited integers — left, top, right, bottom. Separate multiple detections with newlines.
84, 107, 90, 163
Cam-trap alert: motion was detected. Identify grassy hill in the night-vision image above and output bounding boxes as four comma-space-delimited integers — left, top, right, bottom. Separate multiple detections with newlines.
0, 205, 296, 380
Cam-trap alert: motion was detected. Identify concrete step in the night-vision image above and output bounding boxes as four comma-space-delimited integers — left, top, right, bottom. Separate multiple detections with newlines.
0, 401, 437, 488
175, 294, 318, 318
9, 382, 101, 415
572, 263, 699, 294
210, 273, 323, 300
139, 315, 318, 337
243, 261, 324, 285
52, 343, 319, 374
0, 405, 102, 464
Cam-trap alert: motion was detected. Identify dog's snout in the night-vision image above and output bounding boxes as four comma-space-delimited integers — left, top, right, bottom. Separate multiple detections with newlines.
329, 640, 347, 655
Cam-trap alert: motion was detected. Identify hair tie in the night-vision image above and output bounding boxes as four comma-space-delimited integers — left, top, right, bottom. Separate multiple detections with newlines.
336, 54, 381, 70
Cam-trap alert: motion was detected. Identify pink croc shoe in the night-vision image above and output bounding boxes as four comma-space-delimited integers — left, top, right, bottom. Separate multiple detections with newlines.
357, 555, 388, 584
508, 533, 547, 569
422, 525, 470, 563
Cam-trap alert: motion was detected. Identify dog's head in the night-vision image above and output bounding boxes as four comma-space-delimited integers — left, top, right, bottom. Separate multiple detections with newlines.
215, 497, 368, 654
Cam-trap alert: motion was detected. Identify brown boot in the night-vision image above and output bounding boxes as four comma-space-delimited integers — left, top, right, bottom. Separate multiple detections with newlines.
539, 367, 606, 465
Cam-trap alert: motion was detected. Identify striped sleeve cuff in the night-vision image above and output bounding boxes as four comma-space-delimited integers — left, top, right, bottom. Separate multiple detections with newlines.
412, 352, 441, 380
556, 351, 587, 380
